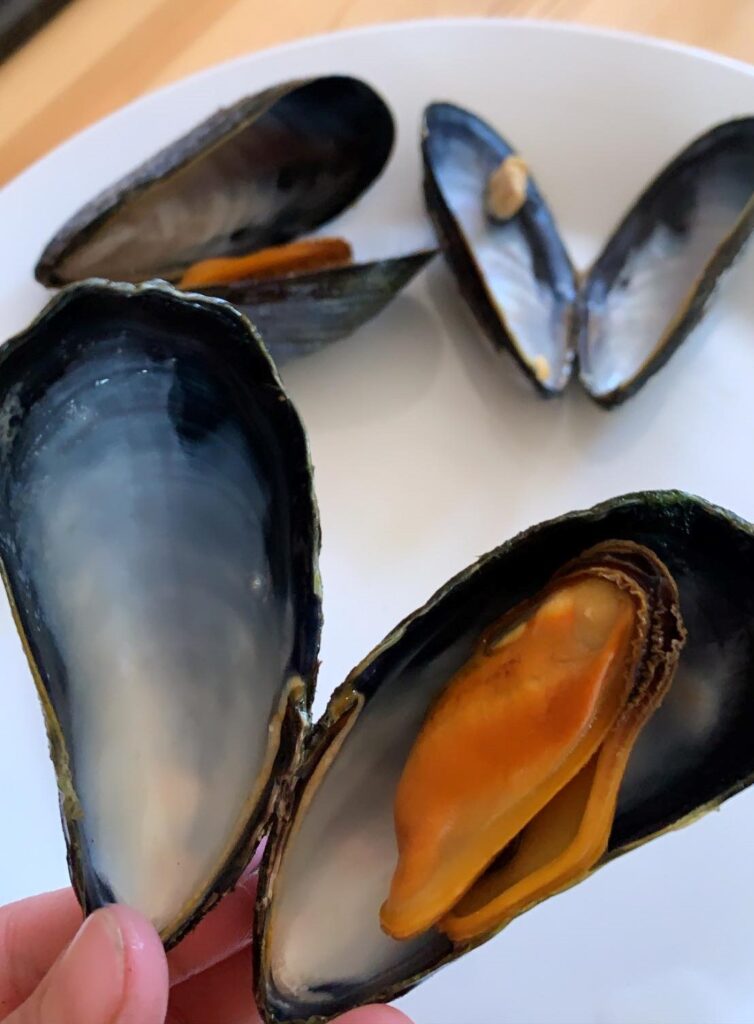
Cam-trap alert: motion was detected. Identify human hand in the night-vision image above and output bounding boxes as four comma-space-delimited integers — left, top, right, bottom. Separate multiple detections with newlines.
0, 863, 412, 1024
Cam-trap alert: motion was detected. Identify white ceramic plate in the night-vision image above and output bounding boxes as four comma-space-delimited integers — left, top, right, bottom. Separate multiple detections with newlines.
2, 19, 754, 1024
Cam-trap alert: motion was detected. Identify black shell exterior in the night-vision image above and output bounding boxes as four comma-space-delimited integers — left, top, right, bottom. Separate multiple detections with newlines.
201, 250, 436, 363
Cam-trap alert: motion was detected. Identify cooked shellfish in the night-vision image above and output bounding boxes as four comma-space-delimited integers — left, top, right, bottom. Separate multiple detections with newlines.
35, 77, 434, 361
256, 491, 754, 1022
423, 104, 754, 404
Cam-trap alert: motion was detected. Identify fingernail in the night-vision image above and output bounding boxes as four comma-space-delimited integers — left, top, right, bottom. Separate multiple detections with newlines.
246, 836, 268, 877
42, 908, 126, 1023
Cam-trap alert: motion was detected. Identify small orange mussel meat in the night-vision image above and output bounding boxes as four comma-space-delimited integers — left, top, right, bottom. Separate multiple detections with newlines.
178, 237, 353, 290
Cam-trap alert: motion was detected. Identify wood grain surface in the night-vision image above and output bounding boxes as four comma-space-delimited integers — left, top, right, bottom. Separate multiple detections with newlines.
1, 0, 753, 186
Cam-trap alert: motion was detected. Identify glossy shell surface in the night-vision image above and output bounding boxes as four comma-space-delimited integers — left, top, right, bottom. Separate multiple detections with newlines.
423, 104, 754, 404
255, 491, 754, 1023
0, 280, 321, 947
36, 77, 395, 287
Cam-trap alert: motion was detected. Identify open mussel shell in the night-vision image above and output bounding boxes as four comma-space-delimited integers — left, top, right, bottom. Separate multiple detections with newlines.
0, 280, 321, 948
35, 76, 394, 287
256, 491, 754, 1023
422, 102, 578, 396
423, 103, 754, 405
580, 117, 754, 405
199, 250, 436, 363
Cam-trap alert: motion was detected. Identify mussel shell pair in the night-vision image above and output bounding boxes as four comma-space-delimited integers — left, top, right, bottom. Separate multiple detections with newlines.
423, 103, 754, 405
35, 76, 434, 363
3, 282, 754, 1023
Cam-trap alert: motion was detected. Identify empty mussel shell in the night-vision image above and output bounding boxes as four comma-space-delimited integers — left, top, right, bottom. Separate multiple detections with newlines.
0, 280, 321, 947
422, 102, 577, 395
256, 491, 754, 1023
423, 103, 754, 405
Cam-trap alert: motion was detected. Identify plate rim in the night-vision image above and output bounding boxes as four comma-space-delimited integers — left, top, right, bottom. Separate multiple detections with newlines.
4, 16, 754, 194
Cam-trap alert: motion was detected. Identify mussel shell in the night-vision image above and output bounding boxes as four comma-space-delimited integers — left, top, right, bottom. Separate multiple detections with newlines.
579, 117, 754, 406
422, 102, 578, 395
0, 280, 321, 947
200, 250, 436, 363
423, 103, 754, 405
35, 76, 394, 287
255, 491, 754, 1023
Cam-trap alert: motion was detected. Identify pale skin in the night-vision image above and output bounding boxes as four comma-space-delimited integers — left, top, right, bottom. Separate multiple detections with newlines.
0, 855, 413, 1024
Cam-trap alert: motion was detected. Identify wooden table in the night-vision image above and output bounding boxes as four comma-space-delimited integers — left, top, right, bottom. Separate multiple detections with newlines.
1, 0, 753, 187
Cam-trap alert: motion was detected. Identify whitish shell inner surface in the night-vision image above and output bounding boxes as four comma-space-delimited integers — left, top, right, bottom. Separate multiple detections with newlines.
0, 299, 308, 935
424, 104, 575, 391
581, 144, 754, 398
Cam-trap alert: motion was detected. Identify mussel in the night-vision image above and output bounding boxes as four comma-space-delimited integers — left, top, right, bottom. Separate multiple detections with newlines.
423, 103, 754, 405
35, 76, 434, 361
0, 280, 321, 946
255, 491, 754, 1023
6, 286, 754, 1019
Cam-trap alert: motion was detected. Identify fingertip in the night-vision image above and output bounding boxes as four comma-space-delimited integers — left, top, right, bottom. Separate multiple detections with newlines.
243, 836, 268, 883
0, 888, 83, 1013
107, 903, 167, 960
104, 905, 169, 1023
29, 904, 167, 1024
335, 1004, 415, 1024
